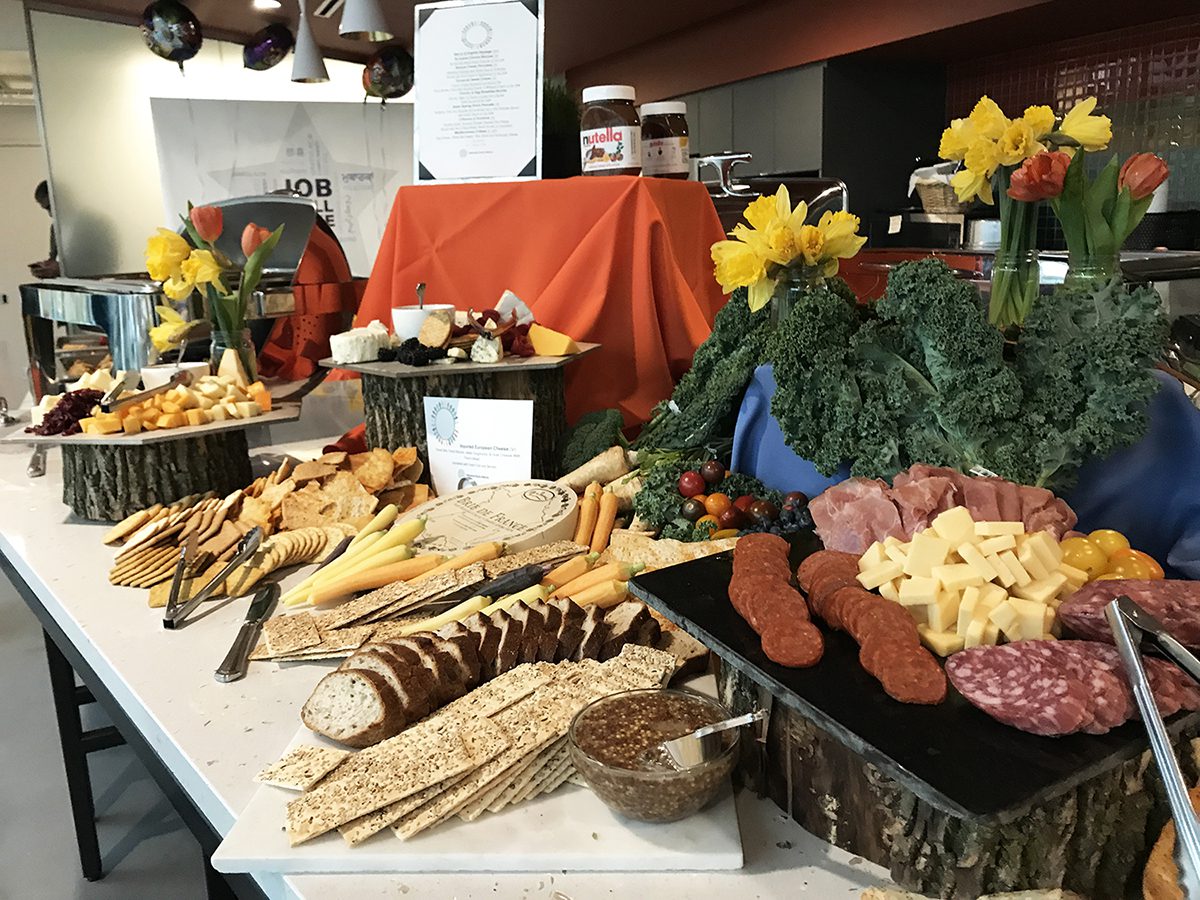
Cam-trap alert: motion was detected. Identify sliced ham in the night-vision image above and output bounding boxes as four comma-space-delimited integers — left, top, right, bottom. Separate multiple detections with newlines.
892, 476, 955, 537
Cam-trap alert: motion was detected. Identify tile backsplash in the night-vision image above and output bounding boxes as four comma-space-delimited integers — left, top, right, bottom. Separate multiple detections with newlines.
947, 13, 1200, 211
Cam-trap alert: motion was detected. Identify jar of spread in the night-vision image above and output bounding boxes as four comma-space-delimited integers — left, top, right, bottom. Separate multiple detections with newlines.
580, 85, 641, 176
640, 101, 689, 179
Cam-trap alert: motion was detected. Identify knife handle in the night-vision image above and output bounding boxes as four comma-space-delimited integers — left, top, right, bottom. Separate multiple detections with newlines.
215, 621, 260, 683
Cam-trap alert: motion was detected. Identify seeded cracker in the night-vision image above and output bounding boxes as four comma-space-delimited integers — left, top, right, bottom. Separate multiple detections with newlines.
255, 745, 350, 791
262, 615, 322, 656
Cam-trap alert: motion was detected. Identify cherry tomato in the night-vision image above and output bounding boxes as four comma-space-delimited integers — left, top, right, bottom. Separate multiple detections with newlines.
677, 470, 706, 498
733, 495, 756, 512
1060, 537, 1108, 579
1106, 557, 1154, 580
748, 499, 780, 525
1109, 547, 1165, 579
679, 498, 706, 522
704, 493, 732, 517
1092, 572, 1126, 580
1087, 529, 1130, 558
695, 514, 719, 534
717, 506, 746, 530
710, 528, 740, 540
699, 459, 725, 485
783, 491, 809, 508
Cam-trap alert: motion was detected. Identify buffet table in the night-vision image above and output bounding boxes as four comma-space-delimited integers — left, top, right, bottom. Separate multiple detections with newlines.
0, 438, 882, 900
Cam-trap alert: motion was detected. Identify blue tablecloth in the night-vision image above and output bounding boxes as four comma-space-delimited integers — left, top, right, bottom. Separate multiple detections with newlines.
732, 366, 1200, 578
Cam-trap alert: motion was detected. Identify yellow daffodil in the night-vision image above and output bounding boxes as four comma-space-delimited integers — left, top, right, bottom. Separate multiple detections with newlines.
797, 224, 824, 266
149, 306, 196, 353
968, 96, 1008, 141
162, 272, 196, 301
180, 249, 227, 293
145, 228, 190, 282
747, 277, 775, 313
712, 238, 766, 293
742, 186, 791, 232
996, 119, 1044, 166
1021, 105, 1055, 139
820, 258, 841, 278
1059, 96, 1111, 151
816, 210, 866, 260
951, 166, 994, 205
939, 117, 976, 161
964, 139, 1001, 178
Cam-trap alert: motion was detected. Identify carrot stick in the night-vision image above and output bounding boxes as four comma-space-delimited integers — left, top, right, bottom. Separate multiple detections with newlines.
583, 481, 602, 502
307, 555, 445, 606
418, 541, 505, 579
590, 491, 619, 553
574, 495, 599, 546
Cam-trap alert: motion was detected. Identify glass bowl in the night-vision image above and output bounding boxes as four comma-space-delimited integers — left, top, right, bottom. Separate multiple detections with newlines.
567, 687, 738, 823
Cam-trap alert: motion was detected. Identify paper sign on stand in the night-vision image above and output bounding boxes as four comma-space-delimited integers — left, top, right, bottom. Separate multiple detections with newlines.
424, 397, 533, 496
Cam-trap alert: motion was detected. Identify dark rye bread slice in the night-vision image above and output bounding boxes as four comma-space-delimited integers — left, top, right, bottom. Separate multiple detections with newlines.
301, 668, 404, 749
509, 601, 547, 665
460, 612, 502, 680
488, 608, 525, 676
416, 634, 476, 700
432, 633, 482, 689
600, 602, 653, 661
390, 636, 466, 705
656, 628, 709, 680
574, 605, 610, 662
548, 598, 585, 662
344, 644, 435, 723
527, 599, 563, 662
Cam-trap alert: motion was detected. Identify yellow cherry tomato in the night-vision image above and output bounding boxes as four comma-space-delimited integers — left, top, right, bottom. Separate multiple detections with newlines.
1110, 547, 1165, 579
696, 514, 719, 530
1060, 537, 1109, 579
1092, 572, 1126, 580
1087, 529, 1131, 558
1105, 557, 1153, 580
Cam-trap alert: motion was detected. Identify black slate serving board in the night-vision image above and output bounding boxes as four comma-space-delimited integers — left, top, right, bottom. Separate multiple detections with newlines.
629, 530, 1198, 824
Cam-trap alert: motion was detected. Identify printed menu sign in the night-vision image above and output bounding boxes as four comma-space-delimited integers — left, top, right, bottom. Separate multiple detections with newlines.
423, 396, 534, 496
413, 0, 544, 182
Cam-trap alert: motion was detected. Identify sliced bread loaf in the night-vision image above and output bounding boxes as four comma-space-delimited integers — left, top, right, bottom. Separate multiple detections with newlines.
301, 668, 404, 749
548, 598, 585, 662
600, 602, 652, 661
489, 609, 524, 676
527, 599, 563, 662
574, 605, 610, 662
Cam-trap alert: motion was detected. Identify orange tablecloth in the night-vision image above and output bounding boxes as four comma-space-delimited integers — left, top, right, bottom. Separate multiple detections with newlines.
356, 177, 728, 426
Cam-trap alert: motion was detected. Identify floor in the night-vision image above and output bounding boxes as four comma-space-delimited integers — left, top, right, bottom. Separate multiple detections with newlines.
0, 575, 206, 900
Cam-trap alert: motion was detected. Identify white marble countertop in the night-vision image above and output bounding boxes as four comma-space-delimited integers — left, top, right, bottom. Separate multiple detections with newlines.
0, 434, 886, 900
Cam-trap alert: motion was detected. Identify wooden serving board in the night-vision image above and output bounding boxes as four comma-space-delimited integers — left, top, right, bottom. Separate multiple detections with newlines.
320, 344, 599, 379
6, 403, 301, 446
629, 531, 1199, 824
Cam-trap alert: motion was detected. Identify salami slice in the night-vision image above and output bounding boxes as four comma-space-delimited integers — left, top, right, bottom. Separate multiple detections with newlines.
1067, 641, 1186, 718
746, 583, 807, 635
733, 557, 793, 582
1058, 580, 1200, 648
844, 595, 898, 644
738, 533, 791, 556
946, 645, 1092, 736
796, 550, 859, 591
852, 602, 920, 647
827, 585, 870, 633
761, 619, 824, 668
1045, 641, 1134, 732
729, 574, 789, 623
859, 634, 925, 679
880, 652, 947, 705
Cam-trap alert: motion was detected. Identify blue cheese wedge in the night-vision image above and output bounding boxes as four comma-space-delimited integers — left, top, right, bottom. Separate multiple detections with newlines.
469, 335, 504, 364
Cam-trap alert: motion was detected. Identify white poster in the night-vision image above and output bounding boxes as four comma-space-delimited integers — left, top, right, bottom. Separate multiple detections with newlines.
413, 0, 543, 182
150, 99, 413, 275
424, 396, 533, 496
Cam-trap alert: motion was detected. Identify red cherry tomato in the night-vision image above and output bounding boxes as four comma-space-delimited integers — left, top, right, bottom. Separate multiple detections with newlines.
734, 495, 756, 512
677, 470, 706, 498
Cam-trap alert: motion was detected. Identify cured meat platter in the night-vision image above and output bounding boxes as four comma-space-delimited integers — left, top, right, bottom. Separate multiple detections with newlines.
629, 530, 1199, 823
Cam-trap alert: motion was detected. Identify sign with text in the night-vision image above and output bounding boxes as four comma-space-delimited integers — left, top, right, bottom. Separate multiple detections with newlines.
413, 0, 543, 182
423, 396, 533, 496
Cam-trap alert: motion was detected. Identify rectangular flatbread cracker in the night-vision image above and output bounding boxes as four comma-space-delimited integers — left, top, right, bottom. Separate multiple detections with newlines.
263, 614, 322, 656
254, 744, 350, 791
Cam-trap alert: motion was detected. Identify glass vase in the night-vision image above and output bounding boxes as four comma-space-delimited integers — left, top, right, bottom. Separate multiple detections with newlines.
1064, 249, 1121, 291
769, 271, 823, 328
210, 327, 257, 383
989, 250, 1041, 331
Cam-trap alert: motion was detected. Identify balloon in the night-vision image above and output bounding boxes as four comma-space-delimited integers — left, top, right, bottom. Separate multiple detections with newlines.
140, 1, 202, 70
362, 46, 414, 102
243, 23, 294, 71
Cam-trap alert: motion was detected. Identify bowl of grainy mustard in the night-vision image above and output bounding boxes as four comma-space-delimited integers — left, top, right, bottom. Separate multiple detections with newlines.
568, 688, 738, 823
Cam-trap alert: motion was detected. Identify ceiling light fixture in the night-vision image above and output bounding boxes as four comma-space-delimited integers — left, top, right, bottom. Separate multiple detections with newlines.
252, 0, 282, 9
339, 0, 392, 41
292, 0, 329, 83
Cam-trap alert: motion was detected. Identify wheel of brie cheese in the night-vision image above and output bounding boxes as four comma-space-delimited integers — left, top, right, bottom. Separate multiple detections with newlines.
401, 480, 578, 554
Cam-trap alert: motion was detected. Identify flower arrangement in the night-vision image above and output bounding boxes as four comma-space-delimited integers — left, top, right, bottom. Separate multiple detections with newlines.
145, 205, 283, 378
710, 186, 866, 313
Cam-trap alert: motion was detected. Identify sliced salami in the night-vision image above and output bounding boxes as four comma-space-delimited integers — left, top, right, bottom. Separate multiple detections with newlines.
796, 550, 859, 591
827, 585, 870, 633
737, 533, 791, 556
747, 583, 808, 635
852, 602, 920, 647
1068, 641, 1186, 718
859, 634, 925, 679
1058, 580, 1200, 648
729, 574, 789, 624
880, 652, 947, 705
761, 619, 824, 668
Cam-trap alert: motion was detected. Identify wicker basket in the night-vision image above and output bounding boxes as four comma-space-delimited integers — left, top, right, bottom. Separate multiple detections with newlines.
915, 181, 968, 215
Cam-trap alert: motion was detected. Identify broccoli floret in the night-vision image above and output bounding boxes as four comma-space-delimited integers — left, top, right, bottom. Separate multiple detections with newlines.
559, 409, 626, 474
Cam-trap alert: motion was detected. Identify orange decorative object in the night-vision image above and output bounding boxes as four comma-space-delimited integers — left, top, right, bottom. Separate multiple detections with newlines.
355, 177, 727, 426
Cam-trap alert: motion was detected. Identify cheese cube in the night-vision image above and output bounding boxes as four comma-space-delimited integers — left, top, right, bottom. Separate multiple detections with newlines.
957, 585, 981, 636
982, 622, 1001, 645
883, 535, 905, 549
156, 412, 186, 429
160, 400, 182, 415
1059, 563, 1088, 588
1025, 531, 1063, 568
209, 405, 230, 422
997, 550, 1031, 587
878, 579, 901, 603
1044, 605, 1056, 634
78, 416, 97, 434
988, 600, 1024, 641
857, 561, 904, 590
918, 625, 965, 657
885, 544, 909, 565
927, 590, 961, 632
175, 391, 199, 411
977, 534, 1017, 556
904, 532, 953, 577
932, 507, 977, 547
141, 417, 159, 431
1013, 573, 1068, 606
1017, 542, 1051, 581
197, 382, 223, 398
957, 542, 999, 582
932, 563, 985, 593
977, 583, 1009, 612
906, 603, 929, 627
987, 552, 1017, 588
196, 396, 215, 411
184, 409, 211, 427
1008, 596, 1050, 638
528, 323, 580, 356
859, 542, 887, 571
233, 401, 262, 419
963, 617, 988, 648
975, 520, 1024, 536
123, 416, 142, 435
898, 575, 939, 607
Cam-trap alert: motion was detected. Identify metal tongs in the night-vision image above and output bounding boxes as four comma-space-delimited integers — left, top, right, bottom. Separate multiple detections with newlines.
100, 370, 191, 414
1107, 597, 1200, 896
163, 527, 263, 629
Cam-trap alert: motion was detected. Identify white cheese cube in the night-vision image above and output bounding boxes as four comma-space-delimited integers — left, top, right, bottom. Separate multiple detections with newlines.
859, 542, 887, 571
982, 622, 1001, 646
988, 600, 1024, 641
1008, 596, 1049, 638
903, 533, 953, 577
932, 507, 977, 547
918, 625, 965, 657
878, 579, 901, 603
997, 550, 1031, 586
857, 561, 904, 590
957, 585, 981, 636
957, 542, 999, 582
932, 563, 985, 593
898, 575, 939, 607
964, 617, 988, 649
209, 405, 230, 422
907, 603, 929, 627
1017, 542, 1051, 581
1059, 562, 1088, 588
977, 583, 1009, 612
1025, 531, 1063, 568
927, 590, 961, 632
234, 401, 262, 419
975, 520, 1024, 536
1044, 605, 1056, 634
1012, 573, 1068, 606
987, 552, 1017, 588
885, 544, 909, 565
883, 535, 905, 549
976, 534, 1017, 556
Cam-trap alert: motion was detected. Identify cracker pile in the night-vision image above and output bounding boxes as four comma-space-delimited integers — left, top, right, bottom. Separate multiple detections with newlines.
259, 644, 678, 847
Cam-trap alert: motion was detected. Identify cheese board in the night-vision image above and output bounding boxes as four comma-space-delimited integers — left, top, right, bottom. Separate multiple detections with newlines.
6, 402, 301, 446
320, 343, 600, 379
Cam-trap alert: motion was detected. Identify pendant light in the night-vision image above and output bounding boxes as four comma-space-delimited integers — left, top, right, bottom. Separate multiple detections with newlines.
291, 0, 329, 83
339, 0, 392, 42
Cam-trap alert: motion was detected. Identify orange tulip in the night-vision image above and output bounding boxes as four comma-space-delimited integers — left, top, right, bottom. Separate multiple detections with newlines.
1007, 151, 1070, 202
1118, 153, 1168, 201
189, 205, 223, 243
241, 223, 272, 258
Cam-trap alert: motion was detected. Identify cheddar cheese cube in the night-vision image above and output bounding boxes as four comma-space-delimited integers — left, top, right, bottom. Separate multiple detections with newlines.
857, 561, 904, 590
927, 590, 960, 632
997, 550, 1031, 586
878, 579, 901, 603
932, 507, 977, 547
1012, 573, 1068, 606
859, 542, 886, 571
957, 585, 981, 636
975, 520, 1024, 536
987, 552, 1017, 588
977, 534, 1017, 556
932, 563, 985, 593
1025, 531, 1063, 568
898, 575, 938, 607
957, 542, 999, 582
918, 625, 965, 657
1017, 542, 1051, 581
987, 600, 1023, 641
903, 532, 953, 577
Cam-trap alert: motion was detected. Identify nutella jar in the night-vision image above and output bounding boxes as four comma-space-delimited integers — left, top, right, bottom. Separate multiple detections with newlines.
580, 85, 641, 176
640, 101, 689, 179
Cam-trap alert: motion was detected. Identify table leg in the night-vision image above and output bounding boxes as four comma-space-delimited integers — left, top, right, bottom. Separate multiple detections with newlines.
42, 631, 104, 882
204, 852, 238, 900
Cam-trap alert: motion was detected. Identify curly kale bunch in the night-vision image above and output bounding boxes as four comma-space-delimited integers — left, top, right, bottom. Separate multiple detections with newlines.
560, 409, 626, 474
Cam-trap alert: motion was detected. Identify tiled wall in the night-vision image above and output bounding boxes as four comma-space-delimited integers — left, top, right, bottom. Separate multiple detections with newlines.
947, 13, 1200, 211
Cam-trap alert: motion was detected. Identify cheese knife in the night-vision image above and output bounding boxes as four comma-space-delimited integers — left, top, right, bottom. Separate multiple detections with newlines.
214, 583, 280, 683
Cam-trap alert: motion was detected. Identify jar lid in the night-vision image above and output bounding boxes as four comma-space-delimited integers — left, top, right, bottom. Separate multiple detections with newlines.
640, 101, 687, 117
582, 85, 636, 103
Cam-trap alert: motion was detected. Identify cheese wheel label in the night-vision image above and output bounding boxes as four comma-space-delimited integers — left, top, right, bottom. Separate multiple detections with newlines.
404, 480, 578, 554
